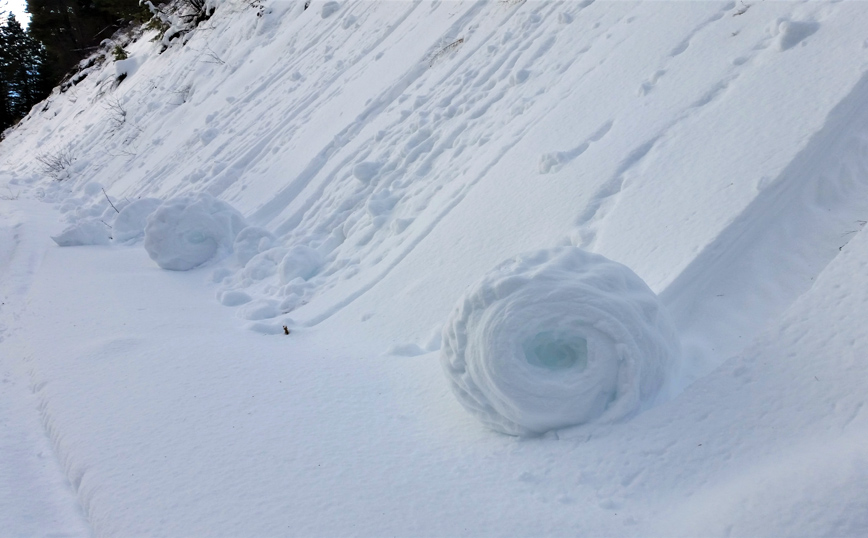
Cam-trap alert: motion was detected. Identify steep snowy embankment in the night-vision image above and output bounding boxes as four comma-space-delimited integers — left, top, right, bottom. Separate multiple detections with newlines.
2, 0, 868, 535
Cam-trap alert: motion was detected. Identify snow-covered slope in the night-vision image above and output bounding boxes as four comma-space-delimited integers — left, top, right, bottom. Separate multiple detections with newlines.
2, 0, 868, 535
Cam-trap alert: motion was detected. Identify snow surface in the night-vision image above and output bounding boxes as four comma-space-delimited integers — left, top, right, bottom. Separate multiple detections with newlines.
2, 0, 868, 535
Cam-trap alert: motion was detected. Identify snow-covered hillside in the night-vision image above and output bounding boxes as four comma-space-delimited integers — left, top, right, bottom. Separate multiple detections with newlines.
2, 0, 868, 535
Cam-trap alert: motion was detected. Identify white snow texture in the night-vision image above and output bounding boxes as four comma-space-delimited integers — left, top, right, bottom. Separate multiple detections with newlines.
278, 245, 323, 283
51, 218, 112, 247
112, 197, 161, 243
144, 193, 246, 270
441, 247, 680, 436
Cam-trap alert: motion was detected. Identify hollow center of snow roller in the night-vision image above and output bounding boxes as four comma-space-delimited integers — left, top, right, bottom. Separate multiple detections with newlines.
522, 332, 588, 371
187, 231, 207, 244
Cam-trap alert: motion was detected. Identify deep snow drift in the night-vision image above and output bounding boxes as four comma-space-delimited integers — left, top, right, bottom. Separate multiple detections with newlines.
3, 0, 868, 535
441, 247, 679, 435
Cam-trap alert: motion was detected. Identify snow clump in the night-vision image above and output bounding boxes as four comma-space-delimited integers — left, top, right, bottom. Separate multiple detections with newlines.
144, 193, 247, 271
440, 247, 681, 436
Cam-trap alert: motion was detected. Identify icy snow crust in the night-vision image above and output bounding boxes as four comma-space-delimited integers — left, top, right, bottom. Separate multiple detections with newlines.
442, 247, 679, 436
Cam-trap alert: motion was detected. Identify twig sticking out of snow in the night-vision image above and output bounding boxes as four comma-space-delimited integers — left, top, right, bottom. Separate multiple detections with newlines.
102, 188, 120, 214
35, 149, 76, 181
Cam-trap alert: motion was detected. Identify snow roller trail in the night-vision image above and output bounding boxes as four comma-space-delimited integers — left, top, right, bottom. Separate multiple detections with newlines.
660, 70, 868, 381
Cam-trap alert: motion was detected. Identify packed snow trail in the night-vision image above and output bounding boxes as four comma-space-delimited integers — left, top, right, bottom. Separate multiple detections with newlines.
0, 201, 91, 538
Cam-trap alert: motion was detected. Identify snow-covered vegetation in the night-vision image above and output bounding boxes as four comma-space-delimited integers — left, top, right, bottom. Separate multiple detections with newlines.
2, 0, 868, 535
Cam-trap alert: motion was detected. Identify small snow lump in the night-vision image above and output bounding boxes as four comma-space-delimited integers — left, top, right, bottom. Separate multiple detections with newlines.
440, 247, 681, 436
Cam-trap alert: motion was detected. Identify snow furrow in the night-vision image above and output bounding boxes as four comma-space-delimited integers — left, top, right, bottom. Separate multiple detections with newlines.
661, 70, 868, 381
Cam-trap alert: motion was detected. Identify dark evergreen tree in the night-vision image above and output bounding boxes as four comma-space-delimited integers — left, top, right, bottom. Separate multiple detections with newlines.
26, 0, 150, 80
4, 15, 34, 116
1, 0, 155, 135
0, 13, 13, 132
1, 13, 54, 134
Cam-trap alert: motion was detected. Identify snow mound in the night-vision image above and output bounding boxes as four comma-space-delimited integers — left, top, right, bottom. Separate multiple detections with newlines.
112, 198, 161, 243
51, 218, 112, 246
441, 247, 680, 436
143, 193, 247, 271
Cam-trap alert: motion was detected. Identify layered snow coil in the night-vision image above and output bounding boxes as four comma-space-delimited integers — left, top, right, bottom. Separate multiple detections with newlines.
441, 247, 681, 436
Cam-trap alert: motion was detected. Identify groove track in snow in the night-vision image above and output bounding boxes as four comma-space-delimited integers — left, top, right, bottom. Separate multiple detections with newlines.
660, 71, 868, 381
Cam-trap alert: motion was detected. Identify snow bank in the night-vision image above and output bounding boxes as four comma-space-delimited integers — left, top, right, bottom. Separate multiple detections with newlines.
144, 193, 246, 271
441, 247, 680, 436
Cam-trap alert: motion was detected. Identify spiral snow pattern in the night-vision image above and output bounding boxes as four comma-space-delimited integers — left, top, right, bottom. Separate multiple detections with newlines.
144, 193, 247, 271
441, 247, 680, 436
